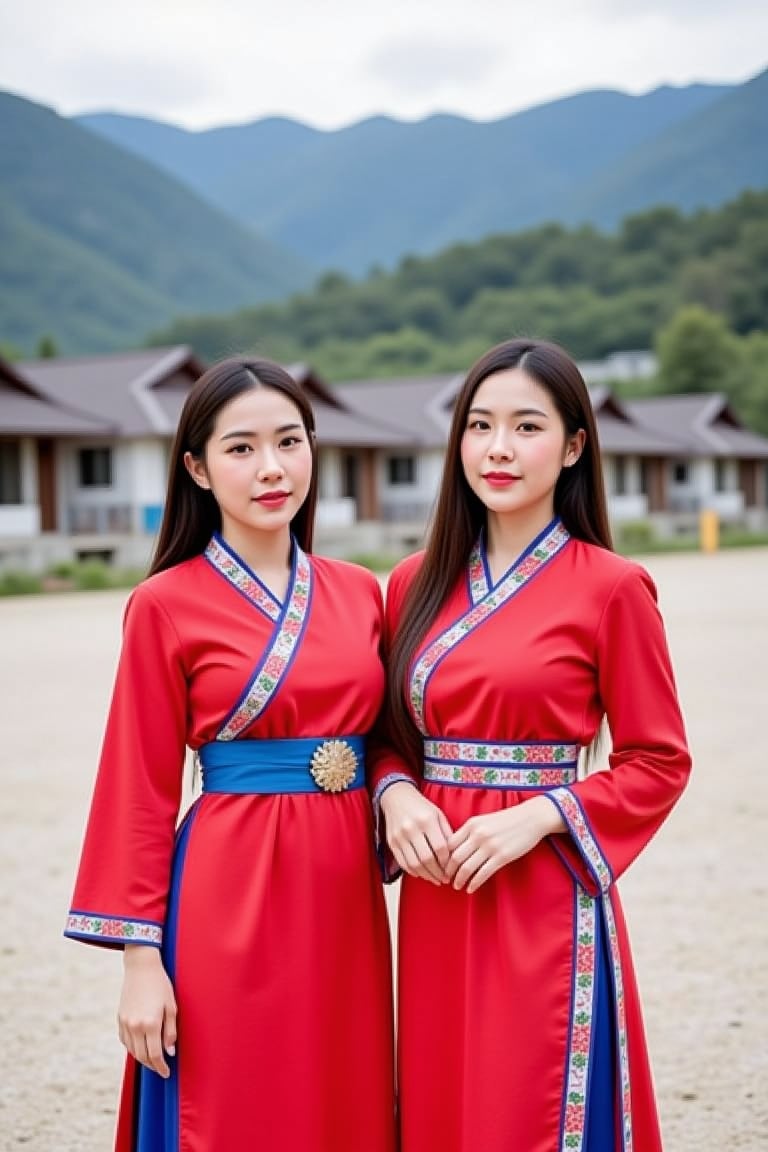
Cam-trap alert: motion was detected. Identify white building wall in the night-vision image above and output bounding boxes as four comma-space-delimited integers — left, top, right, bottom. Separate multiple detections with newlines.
666, 457, 746, 519
318, 448, 342, 499
602, 456, 648, 520
129, 440, 168, 504
667, 458, 701, 513
0, 505, 40, 537
20, 438, 38, 504
126, 439, 170, 533
704, 458, 744, 518
378, 448, 442, 522
59, 440, 133, 533
0, 439, 40, 538
608, 494, 649, 521
314, 448, 356, 526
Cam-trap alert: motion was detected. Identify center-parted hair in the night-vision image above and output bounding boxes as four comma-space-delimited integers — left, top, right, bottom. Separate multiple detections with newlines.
149, 357, 319, 576
387, 338, 613, 768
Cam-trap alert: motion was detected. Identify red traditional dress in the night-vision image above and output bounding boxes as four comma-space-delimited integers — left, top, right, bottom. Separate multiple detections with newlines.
66, 536, 396, 1152
371, 518, 691, 1152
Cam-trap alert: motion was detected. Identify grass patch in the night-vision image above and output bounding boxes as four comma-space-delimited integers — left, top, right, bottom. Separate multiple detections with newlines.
720, 528, 768, 548
0, 570, 43, 596
0, 561, 144, 597
342, 551, 406, 572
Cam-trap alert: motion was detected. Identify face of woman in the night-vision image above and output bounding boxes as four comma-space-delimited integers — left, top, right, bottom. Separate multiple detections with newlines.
185, 386, 313, 550
460, 367, 584, 528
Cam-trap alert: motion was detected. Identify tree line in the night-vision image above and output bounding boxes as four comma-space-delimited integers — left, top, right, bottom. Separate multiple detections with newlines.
6, 190, 766, 434
145, 190, 768, 432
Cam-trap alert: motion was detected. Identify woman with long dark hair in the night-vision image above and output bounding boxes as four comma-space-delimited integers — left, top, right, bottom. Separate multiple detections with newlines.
370, 339, 691, 1152
66, 357, 396, 1152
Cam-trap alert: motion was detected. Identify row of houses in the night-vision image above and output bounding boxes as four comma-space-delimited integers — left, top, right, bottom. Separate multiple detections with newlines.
1, 346, 767, 571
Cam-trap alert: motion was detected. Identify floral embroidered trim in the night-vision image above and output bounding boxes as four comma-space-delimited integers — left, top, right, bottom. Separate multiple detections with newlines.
423, 738, 579, 765
424, 761, 577, 789
204, 534, 281, 621
64, 912, 162, 946
560, 890, 597, 1152
372, 772, 417, 844
372, 772, 417, 811
217, 546, 312, 740
467, 538, 488, 604
603, 893, 633, 1152
548, 787, 612, 893
410, 520, 570, 733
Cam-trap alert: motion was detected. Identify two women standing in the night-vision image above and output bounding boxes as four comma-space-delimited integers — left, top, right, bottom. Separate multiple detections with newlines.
67, 341, 690, 1152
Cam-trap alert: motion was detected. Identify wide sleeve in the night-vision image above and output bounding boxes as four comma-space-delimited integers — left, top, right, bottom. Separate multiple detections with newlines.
64, 582, 188, 949
367, 557, 422, 881
545, 564, 692, 896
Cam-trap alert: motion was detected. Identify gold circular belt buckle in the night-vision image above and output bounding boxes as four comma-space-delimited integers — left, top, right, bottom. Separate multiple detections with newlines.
310, 739, 358, 792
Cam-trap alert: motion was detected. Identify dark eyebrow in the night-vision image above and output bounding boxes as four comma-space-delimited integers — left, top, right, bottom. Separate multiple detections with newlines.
467, 406, 549, 418
219, 423, 303, 441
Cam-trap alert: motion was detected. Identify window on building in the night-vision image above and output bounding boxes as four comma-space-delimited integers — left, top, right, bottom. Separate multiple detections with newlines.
387, 455, 416, 486
342, 453, 358, 500
0, 441, 22, 504
613, 457, 627, 496
78, 447, 113, 487
672, 461, 689, 485
714, 459, 727, 492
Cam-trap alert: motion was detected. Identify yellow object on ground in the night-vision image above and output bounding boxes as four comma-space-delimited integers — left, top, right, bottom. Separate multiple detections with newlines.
699, 508, 719, 552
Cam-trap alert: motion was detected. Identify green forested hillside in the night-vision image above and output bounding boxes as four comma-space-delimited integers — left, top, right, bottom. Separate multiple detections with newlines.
0, 187, 176, 351
0, 92, 312, 354
148, 190, 768, 378
79, 81, 737, 275
572, 67, 768, 225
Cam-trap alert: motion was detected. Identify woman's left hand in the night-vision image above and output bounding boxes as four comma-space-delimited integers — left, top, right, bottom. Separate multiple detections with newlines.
445, 797, 563, 893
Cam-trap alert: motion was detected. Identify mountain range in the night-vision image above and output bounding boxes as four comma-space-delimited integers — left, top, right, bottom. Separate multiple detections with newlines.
1, 66, 766, 355
78, 69, 767, 276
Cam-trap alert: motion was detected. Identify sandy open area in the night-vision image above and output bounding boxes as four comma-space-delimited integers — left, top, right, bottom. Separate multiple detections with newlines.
1, 548, 766, 1150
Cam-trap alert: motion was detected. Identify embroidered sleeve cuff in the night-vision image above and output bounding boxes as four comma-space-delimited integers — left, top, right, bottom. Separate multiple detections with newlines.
545, 787, 613, 894
64, 911, 163, 949
372, 772, 417, 816
371, 773, 416, 885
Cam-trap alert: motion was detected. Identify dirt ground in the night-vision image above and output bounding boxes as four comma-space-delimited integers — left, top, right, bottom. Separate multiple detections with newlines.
0, 548, 766, 1150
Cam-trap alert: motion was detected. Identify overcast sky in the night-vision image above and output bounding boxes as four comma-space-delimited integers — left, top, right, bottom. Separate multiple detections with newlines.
1, 0, 766, 130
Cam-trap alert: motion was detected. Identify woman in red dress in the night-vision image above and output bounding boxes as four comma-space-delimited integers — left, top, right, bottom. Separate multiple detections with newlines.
66, 357, 396, 1152
371, 339, 691, 1152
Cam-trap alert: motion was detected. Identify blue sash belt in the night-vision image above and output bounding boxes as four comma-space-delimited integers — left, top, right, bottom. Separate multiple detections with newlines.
199, 736, 366, 795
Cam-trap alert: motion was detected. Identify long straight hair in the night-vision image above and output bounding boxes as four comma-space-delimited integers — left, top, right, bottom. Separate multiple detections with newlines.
388, 338, 613, 768
149, 357, 318, 576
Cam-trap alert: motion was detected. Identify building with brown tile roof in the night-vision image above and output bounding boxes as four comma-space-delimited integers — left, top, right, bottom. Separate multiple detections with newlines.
2, 350, 767, 571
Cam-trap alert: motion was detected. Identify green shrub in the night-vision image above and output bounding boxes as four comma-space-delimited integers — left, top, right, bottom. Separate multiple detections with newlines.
719, 528, 768, 548
343, 551, 403, 572
0, 570, 42, 596
617, 521, 655, 552
111, 568, 144, 589
47, 561, 78, 579
73, 561, 113, 590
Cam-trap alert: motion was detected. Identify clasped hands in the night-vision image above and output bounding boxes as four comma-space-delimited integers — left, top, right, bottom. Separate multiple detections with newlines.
381, 781, 560, 894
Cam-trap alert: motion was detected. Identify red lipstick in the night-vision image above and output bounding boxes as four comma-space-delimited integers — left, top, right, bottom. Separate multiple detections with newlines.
482, 473, 520, 487
255, 490, 290, 507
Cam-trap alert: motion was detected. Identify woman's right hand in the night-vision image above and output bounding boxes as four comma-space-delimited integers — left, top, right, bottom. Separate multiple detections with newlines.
380, 782, 453, 885
118, 945, 177, 1079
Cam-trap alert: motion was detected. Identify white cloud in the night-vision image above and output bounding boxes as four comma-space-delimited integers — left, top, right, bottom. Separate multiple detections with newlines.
50, 52, 216, 119
367, 33, 505, 99
585, 0, 766, 16
0, 0, 766, 129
